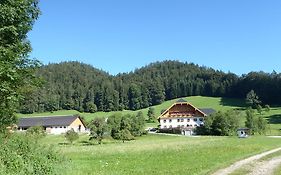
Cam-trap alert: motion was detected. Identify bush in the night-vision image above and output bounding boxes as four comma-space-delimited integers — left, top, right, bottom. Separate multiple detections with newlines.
65, 129, 79, 144
0, 134, 66, 174
197, 110, 241, 136
26, 126, 46, 139
159, 128, 182, 134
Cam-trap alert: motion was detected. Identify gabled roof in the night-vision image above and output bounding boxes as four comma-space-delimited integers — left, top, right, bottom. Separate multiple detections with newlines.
198, 108, 216, 115
159, 101, 207, 119
176, 98, 187, 103
18, 115, 83, 128
158, 100, 216, 119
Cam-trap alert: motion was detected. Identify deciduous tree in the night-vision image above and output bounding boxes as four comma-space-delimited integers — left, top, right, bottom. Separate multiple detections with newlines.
0, 0, 41, 130
89, 117, 108, 144
65, 129, 79, 144
246, 90, 261, 108
147, 107, 156, 122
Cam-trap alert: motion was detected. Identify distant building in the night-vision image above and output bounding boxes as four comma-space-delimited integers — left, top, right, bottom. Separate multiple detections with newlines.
237, 128, 250, 138
17, 115, 86, 134
158, 99, 215, 135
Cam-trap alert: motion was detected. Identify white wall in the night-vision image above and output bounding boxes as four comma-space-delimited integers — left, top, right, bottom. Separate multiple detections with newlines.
46, 126, 68, 134
159, 117, 204, 129
19, 125, 87, 135
45, 125, 86, 135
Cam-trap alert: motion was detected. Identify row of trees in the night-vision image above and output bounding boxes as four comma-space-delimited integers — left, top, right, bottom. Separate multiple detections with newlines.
89, 112, 146, 144
19, 61, 281, 114
196, 109, 268, 136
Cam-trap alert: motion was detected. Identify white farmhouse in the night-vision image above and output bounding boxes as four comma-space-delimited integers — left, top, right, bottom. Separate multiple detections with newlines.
158, 99, 215, 135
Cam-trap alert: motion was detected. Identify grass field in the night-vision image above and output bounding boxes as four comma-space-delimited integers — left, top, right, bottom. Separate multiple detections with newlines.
274, 165, 281, 175
42, 134, 281, 175
17, 96, 281, 135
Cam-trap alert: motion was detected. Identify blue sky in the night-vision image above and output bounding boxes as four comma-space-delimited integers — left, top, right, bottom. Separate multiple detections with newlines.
28, 0, 281, 75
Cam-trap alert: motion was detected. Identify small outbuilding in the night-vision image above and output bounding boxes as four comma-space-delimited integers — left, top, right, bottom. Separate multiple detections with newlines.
18, 115, 86, 135
237, 128, 250, 138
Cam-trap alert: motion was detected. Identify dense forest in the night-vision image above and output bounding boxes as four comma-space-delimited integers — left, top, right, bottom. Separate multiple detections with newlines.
19, 60, 281, 113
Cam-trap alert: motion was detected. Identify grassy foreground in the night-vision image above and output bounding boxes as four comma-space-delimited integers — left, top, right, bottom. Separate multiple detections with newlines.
43, 134, 281, 175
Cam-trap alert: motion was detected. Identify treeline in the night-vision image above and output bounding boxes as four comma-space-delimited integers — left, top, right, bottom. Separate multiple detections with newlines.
19, 60, 281, 113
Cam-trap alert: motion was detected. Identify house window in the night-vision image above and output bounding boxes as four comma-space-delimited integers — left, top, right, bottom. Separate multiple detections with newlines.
50, 127, 53, 129
163, 119, 166, 123
64, 126, 66, 128
169, 119, 172, 123
180, 118, 184, 122
60, 126, 62, 128
194, 124, 198, 127
194, 118, 197, 122
187, 118, 190, 122
164, 125, 167, 128
181, 125, 184, 128
177, 119, 180, 122
177, 125, 180, 128
187, 124, 189, 127
199, 118, 203, 122
169, 125, 172, 128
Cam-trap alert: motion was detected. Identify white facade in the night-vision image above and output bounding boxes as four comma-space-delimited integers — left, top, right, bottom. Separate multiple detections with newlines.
159, 117, 204, 129
47, 125, 86, 135
19, 125, 86, 135
237, 129, 249, 138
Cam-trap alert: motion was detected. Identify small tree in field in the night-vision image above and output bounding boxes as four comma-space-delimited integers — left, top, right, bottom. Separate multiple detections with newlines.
265, 105, 270, 113
118, 129, 134, 143
89, 117, 108, 144
245, 108, 256, 132
246, 90, 261, 108
257, 104, 262, 115
65, 129, 79, 144
147, 107, 156, 122
245, 108, 267, 135
26, 126, 46, 139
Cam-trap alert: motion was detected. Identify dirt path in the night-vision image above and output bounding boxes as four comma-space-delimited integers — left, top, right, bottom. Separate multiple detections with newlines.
249, 156, 281, 175
212, 147, 281, 175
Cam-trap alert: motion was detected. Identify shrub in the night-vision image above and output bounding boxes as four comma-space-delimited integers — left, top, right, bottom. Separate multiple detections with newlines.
26, 126, 46, 139
89, 117, 108, 144
197, 110, 240, 136
65, 129, 79, 144
0, 134, 65, 174
159, 128, 182, 134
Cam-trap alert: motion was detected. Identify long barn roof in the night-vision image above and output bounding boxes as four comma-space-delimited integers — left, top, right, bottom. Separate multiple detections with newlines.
18, 115, 81, 127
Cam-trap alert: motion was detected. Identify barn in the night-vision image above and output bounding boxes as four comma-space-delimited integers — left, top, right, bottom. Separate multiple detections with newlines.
18, 115, 86, 134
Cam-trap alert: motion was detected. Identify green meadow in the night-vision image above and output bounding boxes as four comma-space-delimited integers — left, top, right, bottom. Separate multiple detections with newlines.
17, 96, 281, 135
42, 134, 281, 175
16, 96, 281, 174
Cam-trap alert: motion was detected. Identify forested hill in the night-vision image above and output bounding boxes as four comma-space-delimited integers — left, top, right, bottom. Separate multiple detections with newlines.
19, 60, 281, 114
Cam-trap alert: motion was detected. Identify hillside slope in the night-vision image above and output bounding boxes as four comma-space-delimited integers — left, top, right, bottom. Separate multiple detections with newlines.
18, 96, 281, 135
19, 96, 245, 121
